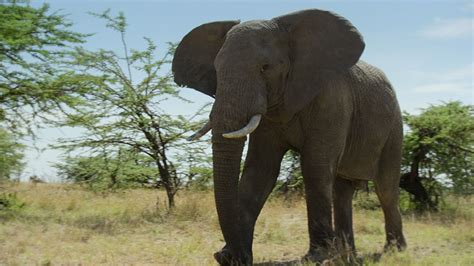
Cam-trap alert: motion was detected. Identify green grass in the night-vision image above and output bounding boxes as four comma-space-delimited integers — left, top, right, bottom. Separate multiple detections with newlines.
0, 183, 473, 265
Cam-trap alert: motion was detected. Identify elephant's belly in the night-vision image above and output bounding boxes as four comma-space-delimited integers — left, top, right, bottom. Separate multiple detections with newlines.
337, 148, 381, 181
337, 122, 392, 181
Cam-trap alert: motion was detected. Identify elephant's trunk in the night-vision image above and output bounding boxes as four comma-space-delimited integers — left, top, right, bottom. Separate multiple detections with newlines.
212, 135, 248, 262
210, 69, 266, 264
210, 94, 251, 263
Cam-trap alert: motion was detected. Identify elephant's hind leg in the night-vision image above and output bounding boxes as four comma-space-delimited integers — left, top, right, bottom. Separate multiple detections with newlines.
333, 175, 356, 252
374, 126, 407, 251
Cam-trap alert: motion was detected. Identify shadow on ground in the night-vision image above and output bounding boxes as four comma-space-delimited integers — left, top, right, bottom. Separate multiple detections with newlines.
255, 252, 383, 265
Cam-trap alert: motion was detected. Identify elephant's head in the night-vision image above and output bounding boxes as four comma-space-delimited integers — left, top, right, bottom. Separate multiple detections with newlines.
172, 9, 364, 264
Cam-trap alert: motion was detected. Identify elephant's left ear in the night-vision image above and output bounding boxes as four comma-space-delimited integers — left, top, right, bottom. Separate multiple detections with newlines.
172, 21, 240, 98
272, 9, 365, 120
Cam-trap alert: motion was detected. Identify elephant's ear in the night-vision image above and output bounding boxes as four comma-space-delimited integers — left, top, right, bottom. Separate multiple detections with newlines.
273, 9, 365, 119
172, 21, 240, 97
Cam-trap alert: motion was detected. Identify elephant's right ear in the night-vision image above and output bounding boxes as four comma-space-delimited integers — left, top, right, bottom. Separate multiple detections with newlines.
172, 21, 240, 97
273, 10, 364, 121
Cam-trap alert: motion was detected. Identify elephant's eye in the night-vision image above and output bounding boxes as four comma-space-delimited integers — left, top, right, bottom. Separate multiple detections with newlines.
260, 64, 270, 73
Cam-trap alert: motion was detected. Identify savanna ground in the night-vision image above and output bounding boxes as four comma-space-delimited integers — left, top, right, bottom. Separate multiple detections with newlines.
0, 183, 473, 265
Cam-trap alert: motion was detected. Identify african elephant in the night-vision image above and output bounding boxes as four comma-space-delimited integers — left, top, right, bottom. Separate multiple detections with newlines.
172, 9, 406, 265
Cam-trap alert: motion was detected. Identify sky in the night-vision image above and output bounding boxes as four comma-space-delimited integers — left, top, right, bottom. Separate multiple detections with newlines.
21, 0, 473, 181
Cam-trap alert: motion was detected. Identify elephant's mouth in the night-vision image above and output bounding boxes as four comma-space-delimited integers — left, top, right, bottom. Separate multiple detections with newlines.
187, 114, 262, 141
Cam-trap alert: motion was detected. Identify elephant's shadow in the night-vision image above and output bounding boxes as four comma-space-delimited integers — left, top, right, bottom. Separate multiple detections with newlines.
254, 252, 383, 265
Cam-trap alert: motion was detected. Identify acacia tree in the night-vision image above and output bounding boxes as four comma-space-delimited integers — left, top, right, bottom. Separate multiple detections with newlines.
1, 2, 89, 208
0, 2, 89, 135
56, 11, 206, 208
400, 101, 474, 211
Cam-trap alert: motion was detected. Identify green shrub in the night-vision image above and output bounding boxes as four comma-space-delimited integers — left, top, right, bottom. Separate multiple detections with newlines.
0, 192, 25, 210
0, 192, 25, 219
353, 192, 380, 210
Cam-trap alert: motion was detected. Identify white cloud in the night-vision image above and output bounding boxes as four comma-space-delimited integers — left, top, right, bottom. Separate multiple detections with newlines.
413, 83, 470, 93
439, 63, 473, 81
464, 2, 474, 12
408, 63, 473, 81
412, 63, 473, 94
421, 17, 473, 39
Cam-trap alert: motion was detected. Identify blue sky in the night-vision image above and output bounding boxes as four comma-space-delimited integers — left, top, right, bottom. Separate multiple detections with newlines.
24, 0, 473, 181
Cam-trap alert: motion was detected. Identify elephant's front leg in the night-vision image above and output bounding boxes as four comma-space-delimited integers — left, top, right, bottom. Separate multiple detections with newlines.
214, 127, 287, 265
301, 146, 341, 261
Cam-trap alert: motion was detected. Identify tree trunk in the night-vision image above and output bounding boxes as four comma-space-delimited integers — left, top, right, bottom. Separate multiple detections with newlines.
399, 145, 437, 212
399, 172, 436, 211
166, 188, 176, 209
154, 156, 180, 210
158, 168, 177, 209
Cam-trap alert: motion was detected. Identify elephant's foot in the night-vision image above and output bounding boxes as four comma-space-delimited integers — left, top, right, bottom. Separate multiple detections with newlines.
213, 247, 252, 266
383, 239, 407, 253
303, 247, 332, 263
334, 238, 358, 262
213, 249, 233, 266
304, 244, 357, 264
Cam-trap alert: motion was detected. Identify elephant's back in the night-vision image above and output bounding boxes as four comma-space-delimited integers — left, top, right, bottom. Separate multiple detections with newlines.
338, 61, 402, 181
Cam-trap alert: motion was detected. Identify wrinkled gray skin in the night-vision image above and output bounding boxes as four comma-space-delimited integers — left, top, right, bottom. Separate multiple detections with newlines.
172, 9, 406, 265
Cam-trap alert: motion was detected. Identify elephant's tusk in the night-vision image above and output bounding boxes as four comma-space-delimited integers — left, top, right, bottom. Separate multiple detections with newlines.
222, 114, 262, 139
187, 120, 212, 141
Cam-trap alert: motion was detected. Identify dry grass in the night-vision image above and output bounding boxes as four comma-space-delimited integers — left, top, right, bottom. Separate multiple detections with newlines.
0, 183, 473, 265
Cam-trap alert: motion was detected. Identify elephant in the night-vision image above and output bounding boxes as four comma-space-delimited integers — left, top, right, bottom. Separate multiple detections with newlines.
172, 9, 406, 265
